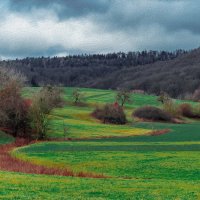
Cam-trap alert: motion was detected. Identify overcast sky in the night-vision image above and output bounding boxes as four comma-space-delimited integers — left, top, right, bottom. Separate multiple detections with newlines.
0, 0, 200, 58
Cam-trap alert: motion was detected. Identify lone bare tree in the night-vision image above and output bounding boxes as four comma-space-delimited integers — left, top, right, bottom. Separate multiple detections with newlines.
72, 88, 84, 104
157, 91, 170, 104
116, 89, 132, 107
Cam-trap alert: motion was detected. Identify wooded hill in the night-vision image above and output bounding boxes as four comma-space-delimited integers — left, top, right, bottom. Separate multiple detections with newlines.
1, 48, 200, 97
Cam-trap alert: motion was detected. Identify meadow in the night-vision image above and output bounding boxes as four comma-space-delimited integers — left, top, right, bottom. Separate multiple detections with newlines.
1, 87, 200, 199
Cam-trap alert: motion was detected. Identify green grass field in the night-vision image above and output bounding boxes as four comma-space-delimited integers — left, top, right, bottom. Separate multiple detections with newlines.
1, 87, 200, 199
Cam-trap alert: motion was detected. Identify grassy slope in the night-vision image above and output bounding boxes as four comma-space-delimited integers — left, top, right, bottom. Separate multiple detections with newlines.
1, 171, 200, 200
48, 106, 149, 139
23, 87, 152, 139
13, 120, 200, 179
14, 142, 200, 180
1, 87, 200, 199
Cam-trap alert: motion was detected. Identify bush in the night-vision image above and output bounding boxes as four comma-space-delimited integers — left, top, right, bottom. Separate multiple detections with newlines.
179, 103, 200, 118
133, 106, 172, 122
179, 103, 195, 118
163, 100, 181, 118
92, 104, 127, 124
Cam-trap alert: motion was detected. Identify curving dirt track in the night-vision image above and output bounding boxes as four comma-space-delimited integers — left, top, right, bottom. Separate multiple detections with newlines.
0, 138, 106, 178
0, 129, 169, 179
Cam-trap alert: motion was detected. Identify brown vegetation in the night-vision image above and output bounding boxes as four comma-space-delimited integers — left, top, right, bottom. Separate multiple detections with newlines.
163, 100, 181, 118
0, 138, 107, 178
0, 68, 30, 137
29, 86, 64, 139
133, 106, 172, 122
150, 129, 170, 136
92, 103, 127, 124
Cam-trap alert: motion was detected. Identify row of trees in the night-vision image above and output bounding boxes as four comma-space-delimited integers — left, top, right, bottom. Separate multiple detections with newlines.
0, 50, 188, 98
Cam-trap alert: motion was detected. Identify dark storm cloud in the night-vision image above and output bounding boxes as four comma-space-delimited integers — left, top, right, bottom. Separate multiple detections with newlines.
8, 0, 111, 18
96, 0, 200, 34
0, 0, 200, 58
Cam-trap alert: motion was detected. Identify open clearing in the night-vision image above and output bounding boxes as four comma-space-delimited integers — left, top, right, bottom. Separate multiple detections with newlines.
1, 88, 200, 199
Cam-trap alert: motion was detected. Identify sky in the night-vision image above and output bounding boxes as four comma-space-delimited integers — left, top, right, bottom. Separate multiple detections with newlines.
0, 0, 200, 58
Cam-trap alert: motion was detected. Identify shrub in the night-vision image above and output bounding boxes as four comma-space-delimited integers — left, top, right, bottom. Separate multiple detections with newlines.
179, 103, 200, 118
163, 100, 181, 118
193, 105, 200, 118
133, 106, 172, 122
179, 103, 195, 118
92, 104, 127, 124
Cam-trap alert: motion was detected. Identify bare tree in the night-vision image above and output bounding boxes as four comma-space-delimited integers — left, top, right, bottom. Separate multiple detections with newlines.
72, 88, 84, 104
29, 86, 64, 139
0, 67, 29, 137
157, 91, 170, 104
116, 89, 132, 107
0, 67, 26, 89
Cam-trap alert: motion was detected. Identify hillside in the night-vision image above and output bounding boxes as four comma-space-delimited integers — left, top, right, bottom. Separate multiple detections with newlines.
91, 48, 200, 97
1, 87, 200, 199
2, 49, 200, 97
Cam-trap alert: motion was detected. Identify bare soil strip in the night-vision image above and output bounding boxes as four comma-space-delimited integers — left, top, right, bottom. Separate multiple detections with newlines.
0, 138, 106, 178
0, 129, 169, 179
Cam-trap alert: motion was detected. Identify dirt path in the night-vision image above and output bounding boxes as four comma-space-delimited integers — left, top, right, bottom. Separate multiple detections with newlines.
0, 139, 106, 178
0, 129, 169, 179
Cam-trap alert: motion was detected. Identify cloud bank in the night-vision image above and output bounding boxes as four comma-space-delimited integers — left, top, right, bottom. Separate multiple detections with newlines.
0, 0, 200, 58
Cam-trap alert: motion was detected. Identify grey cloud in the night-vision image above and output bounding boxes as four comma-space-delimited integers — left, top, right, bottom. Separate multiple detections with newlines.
94, 0, 200, 35
0, 0, 200, 58
8, 0, 111, 19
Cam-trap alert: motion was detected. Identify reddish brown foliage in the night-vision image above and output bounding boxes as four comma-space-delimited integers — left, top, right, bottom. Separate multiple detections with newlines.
150, 129, 170, 136
0, 138, 107, 178
92, 104, 127, 124
133, 106, 172, 122
0, 82, 31, 137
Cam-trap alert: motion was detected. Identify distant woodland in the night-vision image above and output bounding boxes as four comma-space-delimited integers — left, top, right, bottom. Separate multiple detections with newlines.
2, 48, 200, 98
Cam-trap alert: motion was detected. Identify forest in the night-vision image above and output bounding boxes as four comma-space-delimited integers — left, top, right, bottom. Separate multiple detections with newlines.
1, 48, 200, 97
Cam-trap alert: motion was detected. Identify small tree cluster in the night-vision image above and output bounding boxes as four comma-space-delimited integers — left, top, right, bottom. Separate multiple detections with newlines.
92, 103, 127, 124
0, 67, 64, 139
29, 86, 64, 139
0, 67, 30, 137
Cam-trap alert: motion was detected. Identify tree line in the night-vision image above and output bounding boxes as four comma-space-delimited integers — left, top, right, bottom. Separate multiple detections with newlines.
0, 49, 192, 97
